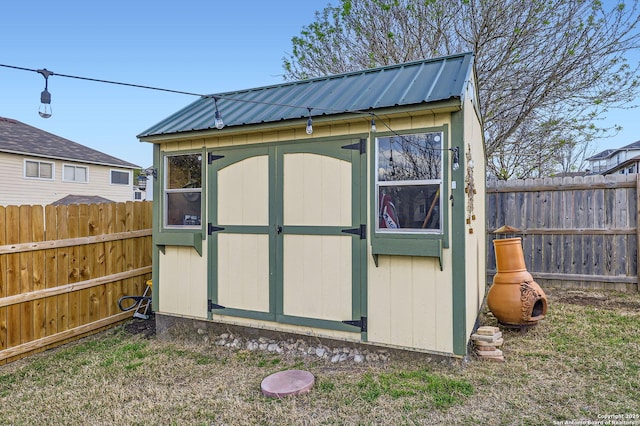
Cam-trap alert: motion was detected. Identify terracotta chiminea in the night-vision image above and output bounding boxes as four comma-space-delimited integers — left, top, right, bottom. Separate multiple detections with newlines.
487, 237, 547, 327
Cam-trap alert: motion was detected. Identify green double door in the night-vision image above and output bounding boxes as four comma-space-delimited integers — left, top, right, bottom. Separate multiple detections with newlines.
207, 138, 367, 333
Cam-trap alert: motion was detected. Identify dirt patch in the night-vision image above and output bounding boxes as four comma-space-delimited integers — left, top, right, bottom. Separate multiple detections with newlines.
549, 290, 640, 311
123, 313, 156, 338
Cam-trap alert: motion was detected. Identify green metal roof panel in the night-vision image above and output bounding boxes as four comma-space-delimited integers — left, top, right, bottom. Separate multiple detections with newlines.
138, 52, 474, 138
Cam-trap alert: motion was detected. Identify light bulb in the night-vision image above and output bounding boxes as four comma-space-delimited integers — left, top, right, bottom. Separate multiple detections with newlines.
39, 89, 52, 118
214, 110, 224, 129
306, 117, 313, 135
371, 118, 376, 132
451, 147, 460, 171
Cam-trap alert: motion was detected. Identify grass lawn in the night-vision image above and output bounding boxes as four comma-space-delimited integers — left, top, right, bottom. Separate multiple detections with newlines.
1, 288, 639, 425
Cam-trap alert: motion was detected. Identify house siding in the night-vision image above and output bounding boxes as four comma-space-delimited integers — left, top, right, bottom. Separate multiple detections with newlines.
0, 152, 134, 206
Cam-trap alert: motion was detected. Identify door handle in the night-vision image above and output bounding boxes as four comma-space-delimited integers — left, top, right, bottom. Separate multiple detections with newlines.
276, 225, 283, 234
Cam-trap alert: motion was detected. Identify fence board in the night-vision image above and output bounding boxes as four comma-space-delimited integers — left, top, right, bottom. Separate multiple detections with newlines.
67, 204, 80, 330
488, 175, 638, 292
0, 207, 6, 358
32, 206, 46, 342
0, 201, 152, 363
104, 203, 117, 318
79, 204, 91, 326
6, 206, 21, 354
44, 205, 57, 337
56, 205, 70, 334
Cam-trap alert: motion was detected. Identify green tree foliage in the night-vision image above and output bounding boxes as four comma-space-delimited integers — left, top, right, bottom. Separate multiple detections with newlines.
283, 0, 640, 179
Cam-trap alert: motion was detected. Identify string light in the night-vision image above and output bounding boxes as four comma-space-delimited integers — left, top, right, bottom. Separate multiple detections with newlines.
451, 146, 460, 171
213, 97, 225, 129
37, 69, 53, 118
1, 62, 462, 172
306, 107, 313, 135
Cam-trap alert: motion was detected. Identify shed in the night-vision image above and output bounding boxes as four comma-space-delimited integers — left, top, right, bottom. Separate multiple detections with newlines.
138, 52, 486, 357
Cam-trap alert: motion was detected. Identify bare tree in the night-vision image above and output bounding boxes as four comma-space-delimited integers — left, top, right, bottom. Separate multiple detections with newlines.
283, 0, 640, 179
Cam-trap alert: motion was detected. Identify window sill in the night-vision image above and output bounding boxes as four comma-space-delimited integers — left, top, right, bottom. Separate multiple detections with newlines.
154, 231, 203, 256
371, 237, 443, 270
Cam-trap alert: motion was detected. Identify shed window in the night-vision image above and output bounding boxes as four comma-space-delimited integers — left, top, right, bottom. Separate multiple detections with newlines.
164, 153, 202, 228
111, 170, 130, 185
25, 160, 53, 179
63, 165, 88, 183
376, 132, 443, 233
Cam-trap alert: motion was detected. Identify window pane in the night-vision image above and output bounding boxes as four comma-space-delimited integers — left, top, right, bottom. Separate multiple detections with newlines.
40, 163, 52, 179
26, 161, 39, 177
166, 192, 201, 226
76, 167, 87, 182
167, 154, 201, 189
377, 133, 442, 181
111, 170, 129, 185
63, 165, 75, 181
378, 185, 440, 230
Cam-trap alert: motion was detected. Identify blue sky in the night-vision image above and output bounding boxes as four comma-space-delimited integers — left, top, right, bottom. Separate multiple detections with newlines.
1, 0, 638, 168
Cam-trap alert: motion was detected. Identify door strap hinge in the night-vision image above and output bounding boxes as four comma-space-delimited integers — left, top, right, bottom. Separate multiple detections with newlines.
341, 224, 366, 239
342, 316, 367, 332
341, 138, 366, 154
208, 300, 225, 310
208, 223, 225, 235
208, 153, 225, 164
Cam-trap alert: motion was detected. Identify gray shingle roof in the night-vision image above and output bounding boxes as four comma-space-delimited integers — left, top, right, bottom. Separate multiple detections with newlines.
587, 140, 640, 161
0, 117, 139, 168
50, 195, 115, 206
138, 52, 475, 138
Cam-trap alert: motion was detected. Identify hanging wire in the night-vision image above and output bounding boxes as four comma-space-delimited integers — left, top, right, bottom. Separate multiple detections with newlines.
0, 61, 462, 163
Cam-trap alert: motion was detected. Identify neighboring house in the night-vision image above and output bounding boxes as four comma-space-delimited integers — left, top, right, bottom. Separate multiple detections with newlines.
138, 52, 487, 358
586, 140, 640, 175
0, 117, 139, 206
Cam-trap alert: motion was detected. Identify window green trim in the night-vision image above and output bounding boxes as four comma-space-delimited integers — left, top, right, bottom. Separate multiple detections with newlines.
450, 111, 467, 356
371, 238, 443, 269
154, 147, 207, 256
151, 143, 161, 313
276, 314, 363, 333
369, 125, 449, 268
211, 307, 275, 322
154, 232, 203, 256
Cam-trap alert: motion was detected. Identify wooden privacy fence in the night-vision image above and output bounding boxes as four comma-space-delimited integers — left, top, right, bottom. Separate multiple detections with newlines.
0, 201, 152, 364
487, 174, 639, 292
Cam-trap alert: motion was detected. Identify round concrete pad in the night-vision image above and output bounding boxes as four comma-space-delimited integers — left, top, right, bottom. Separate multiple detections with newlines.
261, 369, 315, 398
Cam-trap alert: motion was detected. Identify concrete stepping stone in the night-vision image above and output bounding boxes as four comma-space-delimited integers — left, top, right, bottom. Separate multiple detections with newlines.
261, 369, 315, 398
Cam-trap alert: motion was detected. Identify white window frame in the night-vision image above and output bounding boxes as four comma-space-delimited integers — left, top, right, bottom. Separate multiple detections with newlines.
110, 169, 131, 185
374, 131, 444, 234
163, 153, 203, 230
62, 164, 89, 183
24, 159, 54, 180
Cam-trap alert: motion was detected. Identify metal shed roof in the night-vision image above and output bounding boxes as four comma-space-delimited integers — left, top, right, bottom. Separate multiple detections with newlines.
138, 52, 474, 139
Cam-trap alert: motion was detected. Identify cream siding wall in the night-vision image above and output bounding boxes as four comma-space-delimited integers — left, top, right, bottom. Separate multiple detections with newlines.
218, 234, 270, 312
366, 113, 455, 354
367, 254, 453, 353
283, 234, 352, 320
462, 80, 487, 340
156, 110, 467, 353
158, 245, 208, 318
0, 152, 135, 206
